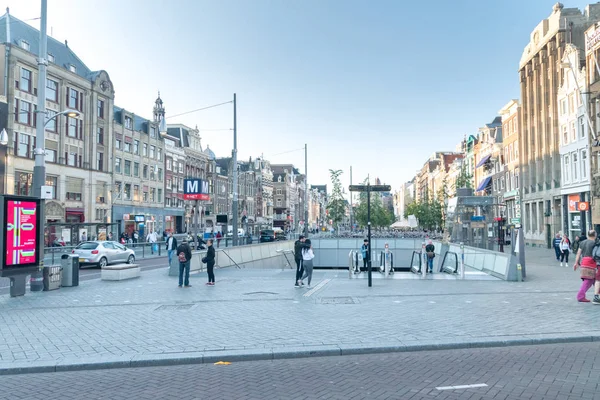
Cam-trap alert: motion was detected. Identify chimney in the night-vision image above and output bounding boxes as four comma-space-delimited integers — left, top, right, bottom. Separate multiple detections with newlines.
65, 39, 68, 48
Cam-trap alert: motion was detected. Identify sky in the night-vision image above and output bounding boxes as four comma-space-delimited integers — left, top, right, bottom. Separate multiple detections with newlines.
4, 0, 595, 198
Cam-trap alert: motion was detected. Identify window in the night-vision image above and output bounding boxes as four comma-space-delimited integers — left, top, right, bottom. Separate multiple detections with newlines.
17, 100, 31, 125
67, 151, 77, 167
515, 168, 519, 189
505, 172, 510, 191
178, 162, 183, 173
123, 141, 131, 153
158, 168, 163, 181
134, 162, 139, 177
581, 118, 586, 139
47, 53, 55, 63
564, 156, 570, 183
19, 68, 32, 92
46, 79, 58, 102
561, 99, 567, 115
143, 143, 148, 156
582, 150, 588, 179
277, 199, 282, 206
20, 40, 30, 51
157, 189, 163, 203
569, 94, 574, 113
97, 99, 105, 119
166, 177, 172, 190
14, 171, 32, 195
573, 153, 578, 180
66, 178, 83, 201
150, 166, 155, 180
150, 145, 155, 159
571, 121, 576, 141
116, 138, 121, 150
68, 88, 79, 109
150, 126, 157, 138
67, 117, 78, 138
69, 64, 77, 73
96, 184, 107, 203
115, 182, 122, 199
97, 152, 104, 171
166, 159, 172, 171
46, 176, 57, 199
124, 160, 131, 176
96, 127, 104, 144
45, 110, 57, 132
115, 158, 121, 173
143, 165, 148, 179
277, 189, 282, 195
150, 188, 156, 202
178, 177, 183, 191
124, 116, 132, 129
15, 133, 33, 158
133, 185, 140, 201
45, 149, 56, 163
143, 190, 148, 202
124, 184, 131, 200
562, 125, 568, 145
134, 140, 139, 155
157, 148, 162, 161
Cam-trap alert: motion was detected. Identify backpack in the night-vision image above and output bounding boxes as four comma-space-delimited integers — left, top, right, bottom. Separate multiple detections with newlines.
593, 244, 600, 264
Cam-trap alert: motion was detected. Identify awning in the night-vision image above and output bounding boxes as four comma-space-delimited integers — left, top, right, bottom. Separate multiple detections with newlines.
476, 154, 491, 168
476, 176, 492, 192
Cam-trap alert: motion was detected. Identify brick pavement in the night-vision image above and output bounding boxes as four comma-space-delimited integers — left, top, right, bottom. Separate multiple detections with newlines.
0, 246, 597, 375
1, 342, 599, 399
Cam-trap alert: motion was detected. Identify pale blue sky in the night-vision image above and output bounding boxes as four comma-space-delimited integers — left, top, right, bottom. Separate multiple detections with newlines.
6, 0, 593, 194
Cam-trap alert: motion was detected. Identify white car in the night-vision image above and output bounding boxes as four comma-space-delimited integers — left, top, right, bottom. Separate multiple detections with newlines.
73, 241, 135, 268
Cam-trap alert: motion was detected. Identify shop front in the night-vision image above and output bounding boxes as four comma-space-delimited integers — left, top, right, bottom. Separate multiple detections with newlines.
113, 205, 185, 240
563, 193, 590, 240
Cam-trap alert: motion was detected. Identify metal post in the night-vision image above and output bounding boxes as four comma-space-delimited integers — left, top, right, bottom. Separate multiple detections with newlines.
232, 93, 238, 247
460, 242, 465, 280
349, 166, 353, 231
421, 241, 426, 278
31, 0, 48, 282
304, 143, 308, 237
194, 200, 199, 250
367, 184, 372, 287
581, 191, 587, 235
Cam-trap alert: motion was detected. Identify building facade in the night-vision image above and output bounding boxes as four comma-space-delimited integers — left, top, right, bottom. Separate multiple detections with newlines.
519, 3, 600, 247
164, 125, 187, 234
499, 100, 521, 225
585, 22, 600, 234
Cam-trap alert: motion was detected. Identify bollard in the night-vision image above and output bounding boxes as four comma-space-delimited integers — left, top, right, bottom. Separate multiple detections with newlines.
421, 242, 426, 278
460, 242, 465, 280
517, 263, 523, 282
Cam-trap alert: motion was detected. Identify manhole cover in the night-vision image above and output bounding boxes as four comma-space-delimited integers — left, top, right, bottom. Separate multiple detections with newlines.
320, 297, 357, 304
155, 304, 194, 311
243, 292, 278, 296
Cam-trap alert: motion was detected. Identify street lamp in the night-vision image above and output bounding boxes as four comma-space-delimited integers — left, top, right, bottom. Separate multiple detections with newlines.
0, 128, 7, 146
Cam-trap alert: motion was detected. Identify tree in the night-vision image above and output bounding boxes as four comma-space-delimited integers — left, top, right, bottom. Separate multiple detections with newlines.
403, 198, 443, 231
454, 162, 473, 191
326, 169, 346, 230
354, 177, 395, 229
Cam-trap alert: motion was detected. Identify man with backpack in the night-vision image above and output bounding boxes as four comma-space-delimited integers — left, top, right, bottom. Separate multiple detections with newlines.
425, 240, 435, 273
177, 240, 193, 288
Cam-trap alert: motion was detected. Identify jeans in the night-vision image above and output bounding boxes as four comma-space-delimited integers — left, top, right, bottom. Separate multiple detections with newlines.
554, 246, 560, 260
578, 278, 594, 301
168, 250, 175, 266
179, 261, 190, 286
427, 257, 434, 272
560, 250, 569, 263
207, 261, 215, 283
295, 258, 304, 284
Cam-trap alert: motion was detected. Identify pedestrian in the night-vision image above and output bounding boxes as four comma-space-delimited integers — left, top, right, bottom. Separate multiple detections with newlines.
553, 233, 562, 261
147, 230, 158, 254
573, 230, 597, 302
560, 234, 571, 267
177, 240, 193, 288
216, 231, 222, 248
294, 235, 308, 287
299, 239, 315, 288
425, 240, 435, 273
572, 235, 581, 254
205, 239, 216, 286
361, 239, 369, 270
166, 231, 178, 267
133, 230, 139, 244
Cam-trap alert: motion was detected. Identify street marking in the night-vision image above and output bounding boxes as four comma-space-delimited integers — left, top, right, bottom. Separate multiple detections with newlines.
303, 279, 331, 297
465, 301, 472, 303
429, 301, 436, 304
393, 300, 402, 303
540, 301, 548, 304
502, 301, 509, 304
436, 383, 488, 391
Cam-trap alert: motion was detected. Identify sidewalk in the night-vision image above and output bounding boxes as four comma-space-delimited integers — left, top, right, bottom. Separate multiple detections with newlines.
0, 246, 597, 375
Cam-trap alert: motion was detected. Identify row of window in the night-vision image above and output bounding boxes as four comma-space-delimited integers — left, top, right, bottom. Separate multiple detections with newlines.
115, 182, 162, 203
562, 150, 589, 184
166, 158, 184, 173
561, 117, 586, 146
122, 116, 157, 139
116, 138, 162, 160
559, 92, 582, 117
114, 158, 163, 180
503, 141, 519, 165
493, 169, 520, 193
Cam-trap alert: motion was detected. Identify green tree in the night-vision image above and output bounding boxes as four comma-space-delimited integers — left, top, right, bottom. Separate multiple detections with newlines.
326, 169, 346, 229
354, 178, 395, 228
454, 163, 473, 191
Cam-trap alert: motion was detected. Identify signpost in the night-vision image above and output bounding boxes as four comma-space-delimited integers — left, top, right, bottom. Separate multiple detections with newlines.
183, 179, 211, 249
348, 184, 391, 287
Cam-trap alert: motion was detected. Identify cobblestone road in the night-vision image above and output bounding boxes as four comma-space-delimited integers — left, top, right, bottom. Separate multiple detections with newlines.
1, 342, 599, 399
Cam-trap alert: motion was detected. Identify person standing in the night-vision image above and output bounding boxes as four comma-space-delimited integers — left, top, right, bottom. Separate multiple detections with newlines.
294, 235, 308, 287
425, 240, 435, 273
553, 233, 562, 261
559, 234, 571, 267
299, 240, 315, 288
573, 230, 597, 302
147, 230, 158, 254
177, 240, 193, 288
361, 239, 370, 270
205, 239, 216, 286
216, 231, 222, 248
166, 232, 178, 267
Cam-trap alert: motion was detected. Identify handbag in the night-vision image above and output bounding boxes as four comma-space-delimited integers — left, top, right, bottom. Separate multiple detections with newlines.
202, 256, 208, 264
580, 266, 596, 279
426, 251, 435, 258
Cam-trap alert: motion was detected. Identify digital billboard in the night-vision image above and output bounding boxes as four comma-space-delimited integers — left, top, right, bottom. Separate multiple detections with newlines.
2, 197, 42, 269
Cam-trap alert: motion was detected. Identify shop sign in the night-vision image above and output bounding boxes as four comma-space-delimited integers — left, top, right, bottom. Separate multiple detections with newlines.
123, 213, 130, 220
568, 194, 581, 212
586, 26, 600, 52
578, 202, 590, 211
134, 215, 145, 222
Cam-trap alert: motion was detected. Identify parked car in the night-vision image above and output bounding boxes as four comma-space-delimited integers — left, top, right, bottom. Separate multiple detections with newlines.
72, 241, 135, 268
260, 229, 276, 243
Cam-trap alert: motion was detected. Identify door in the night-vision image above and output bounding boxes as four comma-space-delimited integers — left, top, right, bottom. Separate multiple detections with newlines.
114, 243, 128, 262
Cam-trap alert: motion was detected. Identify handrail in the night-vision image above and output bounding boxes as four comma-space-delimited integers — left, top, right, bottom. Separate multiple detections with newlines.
217, 249, 242, 269
440, 251, 459, 274
277, 249, 295, 270
410, 250, 422, 273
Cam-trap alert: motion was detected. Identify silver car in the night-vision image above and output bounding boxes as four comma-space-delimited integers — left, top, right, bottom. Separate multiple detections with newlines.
73, 241, 135, 268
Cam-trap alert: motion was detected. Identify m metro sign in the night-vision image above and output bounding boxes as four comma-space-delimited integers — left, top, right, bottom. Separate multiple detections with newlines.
183, 179, 210, 201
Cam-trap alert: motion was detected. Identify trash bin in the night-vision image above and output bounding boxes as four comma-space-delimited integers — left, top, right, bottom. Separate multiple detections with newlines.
30, 271, 44, 292
42, 266, 62, 291
61, 254, 80, 287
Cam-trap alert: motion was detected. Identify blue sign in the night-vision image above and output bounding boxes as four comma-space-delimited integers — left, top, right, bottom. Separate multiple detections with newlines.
471, 216, 485, 221
183, 179, 210, 201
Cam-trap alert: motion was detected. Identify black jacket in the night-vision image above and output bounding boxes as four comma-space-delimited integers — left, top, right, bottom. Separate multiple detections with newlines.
294, 240, 309, 260
206, 245, 216, 264
176, 243, 192, 262
166, 236, 178, 251
425, 244, 435, 255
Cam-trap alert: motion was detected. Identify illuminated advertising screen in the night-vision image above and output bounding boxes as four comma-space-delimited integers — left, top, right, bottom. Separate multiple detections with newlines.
3, 198, 41, 268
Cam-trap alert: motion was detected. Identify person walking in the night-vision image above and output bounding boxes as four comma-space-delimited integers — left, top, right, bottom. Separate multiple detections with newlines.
205, 239, 216, 286
361, 239, 370, 271
553, 233, 562, 262
177, 240, 193, 288
294, 235, 308, 287
216, 231, 222, 248
572, 235, 582, 255
147, 230, 158, 254
166, 232, 178, 267
299, 240, 315, 288
425, 240, 435, 273
573, 230, 597, 302
560, 234, 571, 267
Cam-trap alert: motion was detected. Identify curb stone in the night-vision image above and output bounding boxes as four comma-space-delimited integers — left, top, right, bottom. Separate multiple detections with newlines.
2, 334, 600, 376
